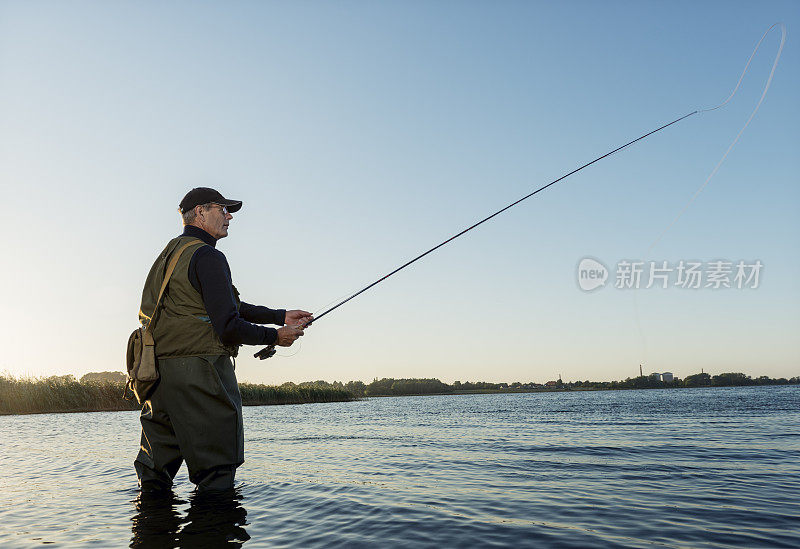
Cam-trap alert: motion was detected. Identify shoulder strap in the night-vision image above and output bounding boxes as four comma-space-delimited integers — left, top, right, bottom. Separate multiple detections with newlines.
145, 238, 204, 335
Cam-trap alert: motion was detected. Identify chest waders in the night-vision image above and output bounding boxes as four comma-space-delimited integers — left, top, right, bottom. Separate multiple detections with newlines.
134, 236, 244, 492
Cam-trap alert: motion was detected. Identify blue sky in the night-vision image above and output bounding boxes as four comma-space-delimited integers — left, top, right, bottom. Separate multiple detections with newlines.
1, 1, 797, 384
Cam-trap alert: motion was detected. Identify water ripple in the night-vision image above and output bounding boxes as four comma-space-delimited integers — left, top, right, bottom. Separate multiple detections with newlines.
0, 386, 798, 547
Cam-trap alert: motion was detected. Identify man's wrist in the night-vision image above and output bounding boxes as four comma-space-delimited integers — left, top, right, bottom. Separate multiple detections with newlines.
275, 309, 286, 326
263, 327, 278, 345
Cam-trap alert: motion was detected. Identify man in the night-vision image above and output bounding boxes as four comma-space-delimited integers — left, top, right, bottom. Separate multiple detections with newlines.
134, 187, 312, 492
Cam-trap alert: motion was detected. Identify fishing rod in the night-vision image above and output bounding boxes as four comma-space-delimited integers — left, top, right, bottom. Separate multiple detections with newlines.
255, 23, 785, 361
254, 111, 698, 360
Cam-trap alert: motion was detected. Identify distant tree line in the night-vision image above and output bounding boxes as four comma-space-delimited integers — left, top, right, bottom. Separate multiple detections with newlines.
5, 372, 796, 415
293, 373, 799, 397
80, 371, 127, 383
572, 372, 799, 390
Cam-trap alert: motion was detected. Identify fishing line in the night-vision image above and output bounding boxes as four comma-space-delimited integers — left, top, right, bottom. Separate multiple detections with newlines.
255, 23, 786, 361
647, 22, 786, 253
274, 339, 302, 358
634, 22, 785, 366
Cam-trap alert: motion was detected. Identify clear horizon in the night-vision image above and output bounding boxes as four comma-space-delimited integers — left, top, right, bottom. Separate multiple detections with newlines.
1, 1, 798, 385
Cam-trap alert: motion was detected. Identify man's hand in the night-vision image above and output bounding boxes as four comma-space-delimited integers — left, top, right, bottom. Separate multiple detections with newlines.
275, 325, 304, 347
285, 309, 313, 327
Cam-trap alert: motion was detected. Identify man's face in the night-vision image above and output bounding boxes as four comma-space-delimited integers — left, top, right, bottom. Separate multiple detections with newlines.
197, 203, 233, 239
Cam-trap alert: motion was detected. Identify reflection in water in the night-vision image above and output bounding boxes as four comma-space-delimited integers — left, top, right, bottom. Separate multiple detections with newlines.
130, 489, 250, 548
130, 491, 185, 548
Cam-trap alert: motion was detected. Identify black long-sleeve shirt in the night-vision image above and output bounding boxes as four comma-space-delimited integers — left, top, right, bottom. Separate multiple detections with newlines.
182, 225, 285, 346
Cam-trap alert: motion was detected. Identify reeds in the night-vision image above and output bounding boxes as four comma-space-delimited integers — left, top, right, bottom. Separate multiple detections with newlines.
239, 383, 355, 406
0, 374, 356, 415
0, 374, 133, 415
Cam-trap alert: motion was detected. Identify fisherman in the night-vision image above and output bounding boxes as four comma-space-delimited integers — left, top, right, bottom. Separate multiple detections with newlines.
134, 187, 312, 492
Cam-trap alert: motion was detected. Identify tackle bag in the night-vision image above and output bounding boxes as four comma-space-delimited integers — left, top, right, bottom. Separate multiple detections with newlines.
124, 239, 202, 403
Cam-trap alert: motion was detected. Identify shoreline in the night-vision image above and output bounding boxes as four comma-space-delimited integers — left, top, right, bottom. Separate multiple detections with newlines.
3, 383, 797, 416
0, 376, 357, 416
367, 383, 800, 398
0, 397, 360, 417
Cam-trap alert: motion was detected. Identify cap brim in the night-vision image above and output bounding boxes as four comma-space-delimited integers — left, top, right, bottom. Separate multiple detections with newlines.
218, 199, 242, 213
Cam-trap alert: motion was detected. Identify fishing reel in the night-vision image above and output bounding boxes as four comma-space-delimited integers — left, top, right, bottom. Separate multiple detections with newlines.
254, 344, 276, 360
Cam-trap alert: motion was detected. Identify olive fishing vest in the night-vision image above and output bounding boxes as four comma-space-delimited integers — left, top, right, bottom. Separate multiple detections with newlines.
139, 235, 240, 358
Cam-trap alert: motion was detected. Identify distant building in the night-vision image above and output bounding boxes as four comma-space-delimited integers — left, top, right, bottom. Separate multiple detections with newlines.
545, 380, 559, 387
661, 372, 674, 382
650, 372, 661, 381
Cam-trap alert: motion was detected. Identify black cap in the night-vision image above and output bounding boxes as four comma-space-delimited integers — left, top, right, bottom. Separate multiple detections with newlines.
179, 187, 242, 214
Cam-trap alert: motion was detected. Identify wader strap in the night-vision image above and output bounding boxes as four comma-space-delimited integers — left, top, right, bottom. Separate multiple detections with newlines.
144, 239, 204, 339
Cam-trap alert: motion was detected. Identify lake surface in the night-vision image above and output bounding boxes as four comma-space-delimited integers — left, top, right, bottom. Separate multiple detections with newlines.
1, 386, 798, 548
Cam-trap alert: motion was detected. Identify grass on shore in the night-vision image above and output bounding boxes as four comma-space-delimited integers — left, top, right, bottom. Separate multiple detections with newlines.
239, 382, 355, 406
0, 374, 356, 415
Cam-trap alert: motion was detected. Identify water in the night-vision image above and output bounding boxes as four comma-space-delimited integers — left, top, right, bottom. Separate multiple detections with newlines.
1, 386, 798, 548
